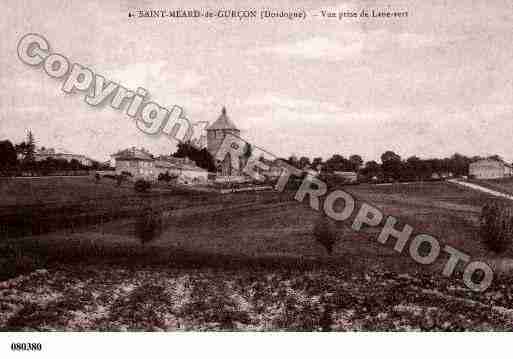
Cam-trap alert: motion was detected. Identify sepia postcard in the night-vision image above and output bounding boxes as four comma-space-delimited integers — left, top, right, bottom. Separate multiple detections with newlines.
1, 0, 513, 355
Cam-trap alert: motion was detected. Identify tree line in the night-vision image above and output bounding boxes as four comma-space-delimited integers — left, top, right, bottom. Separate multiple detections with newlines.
1, 131, 505, 182
0, 131, 106, 176
285, 151, 505, 182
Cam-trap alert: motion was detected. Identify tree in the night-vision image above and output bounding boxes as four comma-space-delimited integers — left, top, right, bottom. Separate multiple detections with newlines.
349, 154, 363, 172
287, 155, 299, 168
0, 140, 17, 171
69, 159, 81, 170
24, 130, 36, 164
243, 142, 252, 159
299, 156, 311, 170
312, 157, 323, 170
15, 142, 27, 161
449, 153, 471, 176
325, 154, 352, 172
173, 141, 216, 172
15, 130, 36, 167
158, 171, 177, 182
380, 151, 402, 181
405, 156, 422, 181
361, 161, 381, 181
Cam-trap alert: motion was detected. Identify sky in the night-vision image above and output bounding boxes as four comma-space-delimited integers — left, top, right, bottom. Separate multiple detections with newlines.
0, 0, 512, 163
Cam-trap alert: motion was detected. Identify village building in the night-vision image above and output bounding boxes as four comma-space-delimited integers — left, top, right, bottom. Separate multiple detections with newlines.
154, 155, 208, 184
333, 171, 358, 183
469, 159, 513, 179
110, 147, 155, 179
35, 147, 93, 166
110, 147, 207, 183
206, 107, 243, 180
431, 171, 453, 180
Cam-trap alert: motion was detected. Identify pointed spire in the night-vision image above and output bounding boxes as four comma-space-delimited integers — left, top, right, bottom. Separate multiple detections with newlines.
207, 106, 239, 131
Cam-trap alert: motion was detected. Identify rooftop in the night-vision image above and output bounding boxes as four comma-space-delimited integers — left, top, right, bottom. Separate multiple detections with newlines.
206, 107, 239, 131
111, 147, 154, 161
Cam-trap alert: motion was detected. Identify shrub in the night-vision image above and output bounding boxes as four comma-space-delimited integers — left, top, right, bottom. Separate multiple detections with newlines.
313, 215, 338, 254
158, 171, 177, 182
134, 179, 151, 192
135, 208, 162, 244
480, 201, 513, 253
0, 244, 42, 281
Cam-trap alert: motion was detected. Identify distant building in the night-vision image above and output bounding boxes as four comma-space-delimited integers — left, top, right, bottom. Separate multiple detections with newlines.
110, 147, 207, 183
469, 159, 513, 179
111, 147, 155, 179
35, 147, 93, 166
333, 171, 358, 183
431, 172, 453, 180
305, 166, 321, 178
154, 155, 208, 184
206, 107, 242, 178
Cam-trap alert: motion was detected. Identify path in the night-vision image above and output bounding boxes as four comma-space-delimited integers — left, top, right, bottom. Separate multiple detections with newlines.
448, 179, 513, 201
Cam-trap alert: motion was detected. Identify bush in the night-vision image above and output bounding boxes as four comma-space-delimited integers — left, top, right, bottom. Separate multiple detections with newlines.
0, 244, 43, 281
480, 201, 513, 253
134, 179, 151, 193
313, 215, 338, 254
116, 175, 124, 187
158, 171, 177, 182
135, 208, 162, 244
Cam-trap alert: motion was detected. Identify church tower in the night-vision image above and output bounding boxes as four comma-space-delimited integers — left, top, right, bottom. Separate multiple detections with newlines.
206, 107, 241, 177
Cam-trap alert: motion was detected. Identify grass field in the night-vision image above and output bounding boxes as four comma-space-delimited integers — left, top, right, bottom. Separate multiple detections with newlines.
2, 177, 513, 330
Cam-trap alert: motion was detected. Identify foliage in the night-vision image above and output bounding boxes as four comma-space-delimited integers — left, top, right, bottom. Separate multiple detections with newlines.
15, 130, 36, 165
25, 130, 36, 163
299, 156, 311, 170
243, 142, 252, 159
349, 154, 363, 171
381, 151, 402, 182
116, 175, 124, 187
134, 179, 151, 192
360, 161, 382, 181
0, 131, 103, 176
158, 171, 177, 182
312, 157, 323, 170
282, 151, 487, 183
324, 154, 354, 173
135, 208, 163, 244
313, 215, 338, 254
31, 157, 89, 176
480, 201, 513, 253
173, 141, 216, 172
0, 140, 17, 171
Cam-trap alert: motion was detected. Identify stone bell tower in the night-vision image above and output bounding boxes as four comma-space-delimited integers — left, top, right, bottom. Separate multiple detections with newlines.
206, 107, 241, 176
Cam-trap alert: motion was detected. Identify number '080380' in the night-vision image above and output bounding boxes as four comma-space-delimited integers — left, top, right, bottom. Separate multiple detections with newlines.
11, 343, 42, 351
